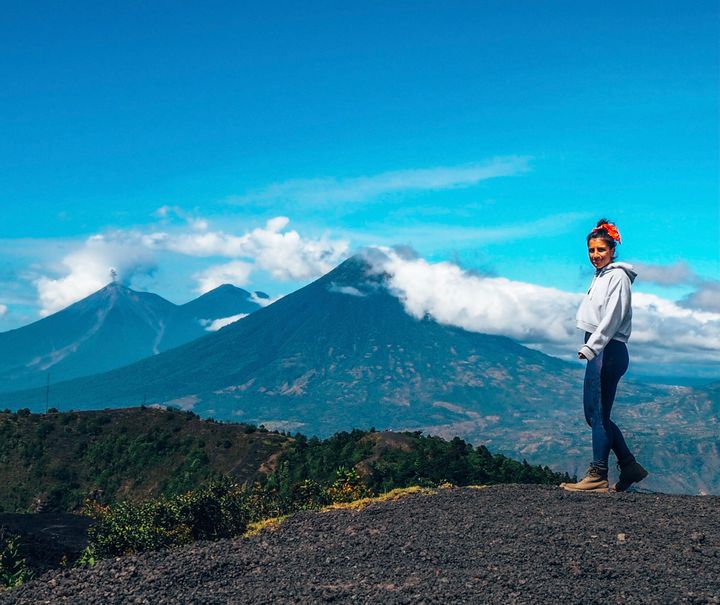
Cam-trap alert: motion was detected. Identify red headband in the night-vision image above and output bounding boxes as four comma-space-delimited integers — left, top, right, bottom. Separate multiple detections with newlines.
592, 223, 621, 244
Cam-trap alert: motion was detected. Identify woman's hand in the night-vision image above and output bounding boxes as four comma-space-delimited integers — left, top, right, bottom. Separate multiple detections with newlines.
578, 352, 587, 360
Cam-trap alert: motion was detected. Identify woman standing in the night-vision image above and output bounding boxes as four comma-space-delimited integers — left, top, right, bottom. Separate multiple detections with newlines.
562, 219, 648, 493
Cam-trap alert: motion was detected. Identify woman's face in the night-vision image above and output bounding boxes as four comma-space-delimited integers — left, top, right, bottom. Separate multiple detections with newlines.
587, 237, 614, 270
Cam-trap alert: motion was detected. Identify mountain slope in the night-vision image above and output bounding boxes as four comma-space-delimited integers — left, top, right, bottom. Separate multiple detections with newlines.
0, 283, 263, 391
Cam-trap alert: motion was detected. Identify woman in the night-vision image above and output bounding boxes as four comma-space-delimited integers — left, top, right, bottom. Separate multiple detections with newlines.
561, 219, 648, 493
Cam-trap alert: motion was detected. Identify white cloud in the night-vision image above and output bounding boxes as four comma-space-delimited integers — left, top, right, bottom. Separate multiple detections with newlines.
201, 313, 249, 331
367, 248, 720, 366
375, 250, 580, 346
34, 233, 156, 316
31, 216, 348, 315
328, 284, 367, 297
150, 217, 350, 285
194, 261, 254, 294
233, 157, 530, 206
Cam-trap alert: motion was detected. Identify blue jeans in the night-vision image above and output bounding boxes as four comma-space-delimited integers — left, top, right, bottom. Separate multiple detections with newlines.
583, 335, 632, 471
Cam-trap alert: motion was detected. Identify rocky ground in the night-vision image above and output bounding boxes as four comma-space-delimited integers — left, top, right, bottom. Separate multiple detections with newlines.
1, 484, 718, 604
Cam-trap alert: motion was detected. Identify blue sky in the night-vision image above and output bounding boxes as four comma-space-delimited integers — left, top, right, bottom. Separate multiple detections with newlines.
1, 2, 718, 374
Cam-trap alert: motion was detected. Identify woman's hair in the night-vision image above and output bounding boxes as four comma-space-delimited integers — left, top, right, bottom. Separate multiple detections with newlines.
586, 218, 620, 251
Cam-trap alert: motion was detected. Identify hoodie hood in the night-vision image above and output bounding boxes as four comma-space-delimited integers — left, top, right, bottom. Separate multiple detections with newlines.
597, 262, 637, 283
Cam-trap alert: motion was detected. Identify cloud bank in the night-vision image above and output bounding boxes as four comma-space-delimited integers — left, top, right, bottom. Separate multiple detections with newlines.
367, 248, 720, 367
23, 212, 720, 372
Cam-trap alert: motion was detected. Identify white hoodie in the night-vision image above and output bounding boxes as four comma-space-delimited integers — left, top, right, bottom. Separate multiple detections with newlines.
576, 262, 637, 361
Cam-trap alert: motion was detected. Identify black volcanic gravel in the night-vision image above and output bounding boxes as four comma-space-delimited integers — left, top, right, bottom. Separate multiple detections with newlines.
1, 485, 718, 605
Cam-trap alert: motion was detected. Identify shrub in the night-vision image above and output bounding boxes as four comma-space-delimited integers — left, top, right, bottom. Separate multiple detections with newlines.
290, 479, 332, 509
327, 467, 373, 503
0, 530, 34, 589
242, 483, 285, 521
84, 479, 250, 557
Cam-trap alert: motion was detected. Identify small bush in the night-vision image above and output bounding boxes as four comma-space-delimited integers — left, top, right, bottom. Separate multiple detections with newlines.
84, 479, 250, 557
290, 479, 332, 509
0, 530, 34, 589
327, 467, 373, 503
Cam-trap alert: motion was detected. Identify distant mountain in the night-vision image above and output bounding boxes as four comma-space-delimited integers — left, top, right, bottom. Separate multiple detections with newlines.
179, 284, 268, 321
2, 257, 718, 494
0, 283, 265, 392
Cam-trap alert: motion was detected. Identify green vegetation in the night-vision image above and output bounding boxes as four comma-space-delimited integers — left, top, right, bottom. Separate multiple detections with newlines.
264, 429, 569, 499
0, 530, 34, 589
81, 428, 570, 560
0, 408, 569, 515
82, 469, 371, 558
0, 407, 572, 572
84, 479, 250, 557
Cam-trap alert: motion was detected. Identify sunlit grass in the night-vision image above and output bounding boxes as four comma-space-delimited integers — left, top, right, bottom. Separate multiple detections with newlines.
321, 485, 437, 512
243, 515, 290, 537
242, 484, 491, 537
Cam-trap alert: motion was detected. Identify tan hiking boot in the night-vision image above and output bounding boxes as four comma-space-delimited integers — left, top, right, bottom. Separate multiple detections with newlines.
561, 466, 609, 492
612, 456, 648, 492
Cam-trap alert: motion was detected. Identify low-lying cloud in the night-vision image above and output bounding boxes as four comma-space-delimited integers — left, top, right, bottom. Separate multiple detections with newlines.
194, 261, 254, 294
367, 248, 720, 367
201, 314, 249, 331
147, 216, 350, 283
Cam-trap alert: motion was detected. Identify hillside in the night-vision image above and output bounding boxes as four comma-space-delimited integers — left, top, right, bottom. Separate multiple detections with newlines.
0, 408, 568, 514
0, 283, 264, 392
0, 407, 289, 513
2, 485, 717, 604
